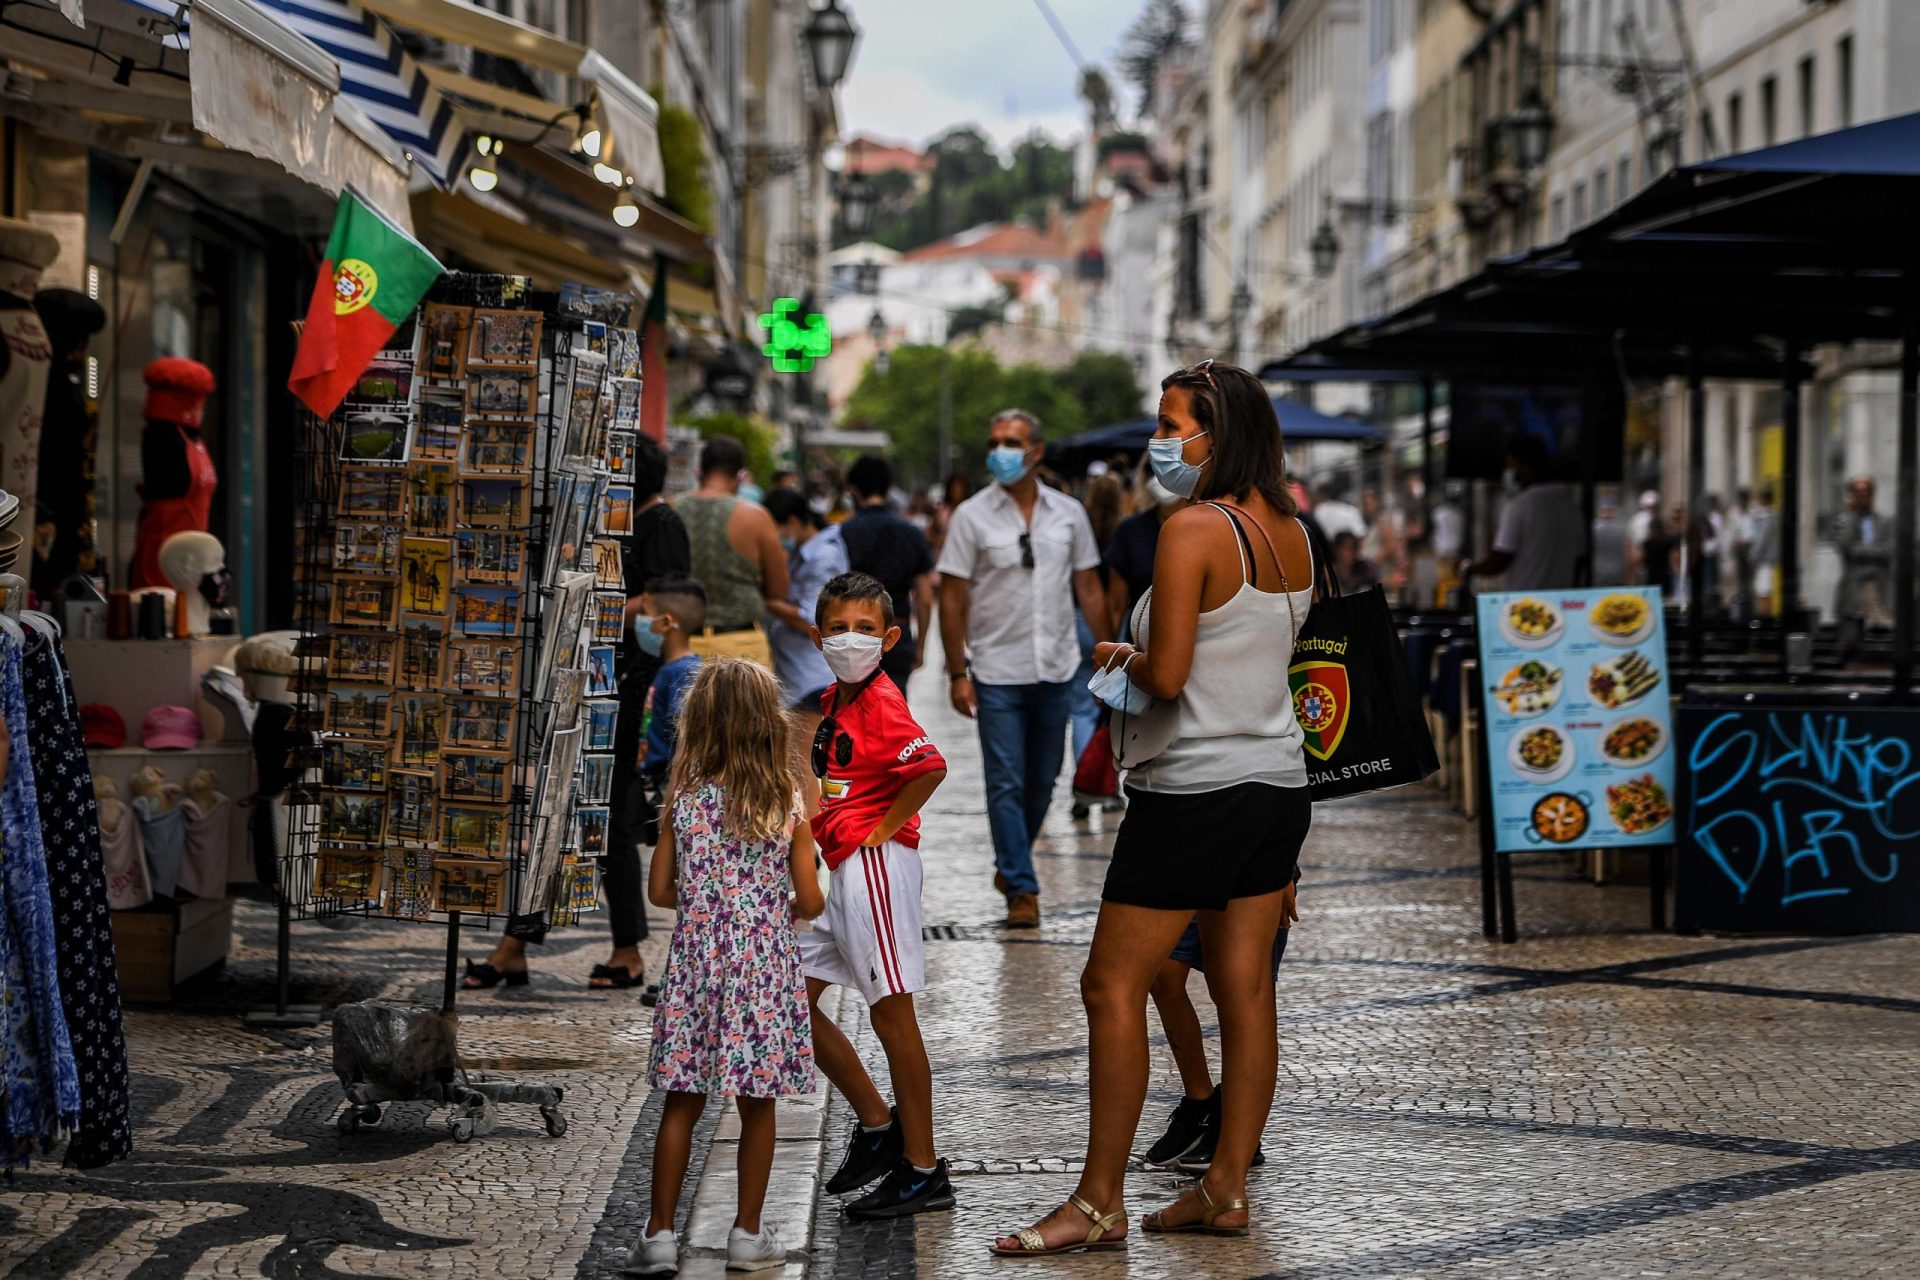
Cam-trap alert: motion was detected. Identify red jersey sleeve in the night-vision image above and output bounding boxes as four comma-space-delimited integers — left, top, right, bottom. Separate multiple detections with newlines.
878, 696, 945, 785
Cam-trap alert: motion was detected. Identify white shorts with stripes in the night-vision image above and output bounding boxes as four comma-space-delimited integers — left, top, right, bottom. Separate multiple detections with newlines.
798, 842, 925, 1006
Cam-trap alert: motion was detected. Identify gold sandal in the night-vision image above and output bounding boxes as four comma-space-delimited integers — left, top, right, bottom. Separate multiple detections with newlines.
1142, 1181, 1251, 1237
989, 1193, 1128, 1257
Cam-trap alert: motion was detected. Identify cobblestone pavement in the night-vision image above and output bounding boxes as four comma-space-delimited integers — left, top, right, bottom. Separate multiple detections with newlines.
4, 667, 1919, 1278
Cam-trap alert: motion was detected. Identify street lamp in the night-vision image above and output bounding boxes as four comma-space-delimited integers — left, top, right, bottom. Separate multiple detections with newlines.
868, 308, 889, 374
1506, 85, 1555, 172
804, 1, 860, 94
839, 171, 877, 237
1310, 220, 1341, 279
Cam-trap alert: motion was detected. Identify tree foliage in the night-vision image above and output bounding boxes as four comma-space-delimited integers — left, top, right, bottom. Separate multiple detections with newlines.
686, 412, 781, 484
1055, 350, 1144, 428
864, 130, 1076, 253
1118, 0, 1190, 119
655, 102, 712, 232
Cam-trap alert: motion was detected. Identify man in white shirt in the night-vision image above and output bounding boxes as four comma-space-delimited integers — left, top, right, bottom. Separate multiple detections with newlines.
1463, 437, 1584, 592
1313, 476, 1368, 543
937, 410, 1111, 929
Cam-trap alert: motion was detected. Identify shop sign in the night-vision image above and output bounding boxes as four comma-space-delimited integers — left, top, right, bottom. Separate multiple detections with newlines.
705, 365, 756, 401
1475, 586, 1675, 853
756, 297, 830, 372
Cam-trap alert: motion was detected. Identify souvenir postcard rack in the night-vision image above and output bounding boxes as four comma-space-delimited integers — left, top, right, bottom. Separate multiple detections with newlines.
284, 273, 642, 1002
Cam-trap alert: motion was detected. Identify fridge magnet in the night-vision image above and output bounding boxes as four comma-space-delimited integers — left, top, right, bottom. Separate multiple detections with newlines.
419, 303, 472, 380
447, 695, 516, 750
440, 804, 511, 858
396, 613, 448, 688
575, 805, 610, 856
415, 390, 464, 459
453, 582, 523, 636
462, 418, 533, 473
327, 632, 396, 685
449, 637, 521, 694
459, 474, 529, 527
404, 462, 457, 535
468, 308, 542, 367
394, 691, 446, 769
330, 576, 398, 629
455, 529, 526, 583
591, 538, 624, 590
320, 790, 387, 845
324, 684, 391, 735
398, 536, 453, 615
322, 739, 390, 792
383, 847, 436, 919
578, 753, 615, 804
443, 749, 511, 804
598, 484, 634, 535
388, 771, 438, 845
338, 467, 406, 520
467, 368, 534, 417
334, 522, 401, 574
585, 698, 620, 751
433, 857, 507, 913
316, 848, 384, 903
587, 645, 617, 696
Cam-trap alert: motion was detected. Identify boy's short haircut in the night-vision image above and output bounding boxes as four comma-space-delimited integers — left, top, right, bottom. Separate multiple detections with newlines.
645, 576, 709, 635
815, 570, 894, 629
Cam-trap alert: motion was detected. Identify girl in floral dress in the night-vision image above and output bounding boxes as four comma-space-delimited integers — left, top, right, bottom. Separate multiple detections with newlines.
630, 659, 825, 1277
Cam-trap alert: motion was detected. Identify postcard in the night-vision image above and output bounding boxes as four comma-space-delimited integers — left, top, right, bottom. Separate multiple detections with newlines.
593, 592, 627, 644
459, 474, 529, 527
447, 695, 516, 750
467, 367, 534, 418
322, 739, 390, 792
587, 645, 617, 696
578, 753, 615, 804
599, 484, 634, 535
334, 522, 400, 574
327, 632, 395, 685
338, 467, 406, 520
575, 805, 610, 856
405, 461, 457, 535
440, 804, 511, 858
433, 857, 507, 914
604, 429, 635, 478
387, 771, 438, 845
443, 749, 511, 804
415, 391, 464, 459
316, 848, 384, 903
330, 576, 398, 630
396, 613, 447, 688
454, 582, 523, 636
563, 351, 609, 461
319, 790, 387, 845
544, 472, 597, 582
591, 538, 624, 590
394, 691, 446, 770
455, 529, 526, 583
585, 698, 619, 752
468, 308, 542, 367
462, 418, 533, 473
397, 536, 453, 615
419, 303, 472, 380
449, 637, 522, 695
383, 847, 435, 919
324, 683, 391, 735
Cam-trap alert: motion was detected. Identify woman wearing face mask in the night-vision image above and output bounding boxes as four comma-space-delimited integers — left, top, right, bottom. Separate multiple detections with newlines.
764, 488, 849, 782
993, 360, 1314, 1257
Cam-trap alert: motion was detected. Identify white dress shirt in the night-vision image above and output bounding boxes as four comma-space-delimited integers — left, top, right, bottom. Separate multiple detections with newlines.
936, 484, 1100, 685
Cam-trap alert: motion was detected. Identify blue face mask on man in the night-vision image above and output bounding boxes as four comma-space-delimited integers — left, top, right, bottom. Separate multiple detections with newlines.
986, 445, 1031, 487
1146, 430, 1211, 499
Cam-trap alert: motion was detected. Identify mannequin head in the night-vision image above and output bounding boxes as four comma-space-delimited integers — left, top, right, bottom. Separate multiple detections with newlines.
143, 357, 216, 428
235, 630, 299, 703
159, 531, 224, 637
0, 218, 59, 296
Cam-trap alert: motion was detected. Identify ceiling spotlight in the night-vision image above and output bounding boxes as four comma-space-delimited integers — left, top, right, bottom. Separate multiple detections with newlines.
470, 165, 499, 193
593, 161, 623, 185
613, 195, 640, 228
579, 127, 602, 158
476, 134, 496, 157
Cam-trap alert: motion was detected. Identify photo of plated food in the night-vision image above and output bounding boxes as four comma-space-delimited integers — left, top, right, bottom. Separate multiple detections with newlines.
1606, 773, 1672, 835
1589, 650, 1660, 709
1590, 591, 1653, 645
1601, 716, 1666, 766
1508, 724, 1575, 782
1530, 792, 1590, 844
1501, 597, 1563, 648
1493, 660, 1564, 716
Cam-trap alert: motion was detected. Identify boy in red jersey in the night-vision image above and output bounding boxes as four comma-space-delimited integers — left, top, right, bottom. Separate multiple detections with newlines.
798, 572, 952, 1219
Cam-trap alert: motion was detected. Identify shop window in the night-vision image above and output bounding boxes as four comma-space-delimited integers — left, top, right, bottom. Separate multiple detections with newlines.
1838, 36, 1854, 127
1798, 56, 1816, 138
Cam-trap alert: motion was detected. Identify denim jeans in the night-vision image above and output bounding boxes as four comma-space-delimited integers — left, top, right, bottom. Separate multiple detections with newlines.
975, 680, 1074, 897
1069, 610, 1099, 763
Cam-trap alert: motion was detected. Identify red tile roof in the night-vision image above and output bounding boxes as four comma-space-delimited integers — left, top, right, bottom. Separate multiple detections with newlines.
843, 135, 932, 177
901, 222, 1071, 264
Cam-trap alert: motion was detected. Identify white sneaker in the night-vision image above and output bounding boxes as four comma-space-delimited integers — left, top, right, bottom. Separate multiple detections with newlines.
622, 1226, 678, 1277
726, 1222, 788, 1272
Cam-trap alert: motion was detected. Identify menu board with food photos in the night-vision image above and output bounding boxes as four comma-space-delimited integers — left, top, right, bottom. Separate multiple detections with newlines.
1476, 586, 1675, 853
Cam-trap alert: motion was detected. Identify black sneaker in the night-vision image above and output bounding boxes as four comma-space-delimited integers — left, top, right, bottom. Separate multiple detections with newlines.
1143, 1092, 1216, 1166
1172, 1121, 1267, 1173
844, 1158, 956, 1219
826, 1107, 903, 1195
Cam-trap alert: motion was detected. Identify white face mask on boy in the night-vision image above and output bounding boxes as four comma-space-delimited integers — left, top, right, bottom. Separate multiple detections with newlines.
820, 632, 885, 684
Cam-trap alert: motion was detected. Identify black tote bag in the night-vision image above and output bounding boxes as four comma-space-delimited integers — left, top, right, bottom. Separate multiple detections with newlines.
1288, 530, 1439, 800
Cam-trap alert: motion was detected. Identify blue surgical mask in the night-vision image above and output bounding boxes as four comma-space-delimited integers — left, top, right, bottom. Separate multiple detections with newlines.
633, 614, 664, 657
1147, 431, 1210, 499
739, 482, 765, 504
780, 535, 797, 554
986, 446, 1030, 487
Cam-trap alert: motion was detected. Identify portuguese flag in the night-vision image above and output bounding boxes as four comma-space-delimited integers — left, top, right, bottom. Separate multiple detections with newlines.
289, 189, 444, 419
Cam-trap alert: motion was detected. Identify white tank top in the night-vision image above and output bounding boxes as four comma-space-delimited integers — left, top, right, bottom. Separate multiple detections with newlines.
1130, 507, 1313, 794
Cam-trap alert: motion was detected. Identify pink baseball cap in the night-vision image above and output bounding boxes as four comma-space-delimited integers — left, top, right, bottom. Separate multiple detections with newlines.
141, 705, 204, 750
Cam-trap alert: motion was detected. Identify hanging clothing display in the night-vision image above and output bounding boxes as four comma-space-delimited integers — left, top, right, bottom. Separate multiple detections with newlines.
21, 625, 132, 1168
0, 631, 80, 1165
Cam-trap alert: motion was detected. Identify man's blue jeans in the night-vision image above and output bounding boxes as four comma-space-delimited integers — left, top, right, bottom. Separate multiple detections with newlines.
975, 680, 1074, 897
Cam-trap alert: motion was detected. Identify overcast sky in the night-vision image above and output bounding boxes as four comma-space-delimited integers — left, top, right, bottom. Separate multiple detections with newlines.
836, 0, 1142, 152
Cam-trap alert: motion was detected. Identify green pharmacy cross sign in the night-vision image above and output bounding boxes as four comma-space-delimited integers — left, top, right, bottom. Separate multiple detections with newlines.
757, 297, 831, 372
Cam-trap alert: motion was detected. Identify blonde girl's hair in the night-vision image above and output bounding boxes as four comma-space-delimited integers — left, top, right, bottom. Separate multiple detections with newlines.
667, 658, 797, 841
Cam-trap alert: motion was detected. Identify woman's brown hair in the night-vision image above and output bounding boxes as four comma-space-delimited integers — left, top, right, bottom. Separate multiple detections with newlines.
667, 658, 799, 842
1159, 360, 1298, 516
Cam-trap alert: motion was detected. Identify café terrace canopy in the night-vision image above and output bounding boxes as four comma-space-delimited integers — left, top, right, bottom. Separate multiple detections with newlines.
1052, 396, 1385, 469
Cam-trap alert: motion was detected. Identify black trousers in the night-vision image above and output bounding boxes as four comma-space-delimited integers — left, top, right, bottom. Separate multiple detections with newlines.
506, 665, 653, 948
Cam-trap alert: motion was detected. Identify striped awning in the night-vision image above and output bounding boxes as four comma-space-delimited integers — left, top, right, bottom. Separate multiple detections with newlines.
117, 0, 464, 186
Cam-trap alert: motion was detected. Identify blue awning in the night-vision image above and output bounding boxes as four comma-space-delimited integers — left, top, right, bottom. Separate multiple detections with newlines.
1696, 109, 1920, 175
1054, 397, 1385, 462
